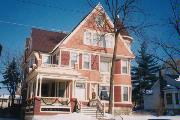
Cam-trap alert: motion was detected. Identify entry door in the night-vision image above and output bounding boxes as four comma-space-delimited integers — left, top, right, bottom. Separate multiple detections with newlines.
75, 83, 85, 100
91, 83, 99, 99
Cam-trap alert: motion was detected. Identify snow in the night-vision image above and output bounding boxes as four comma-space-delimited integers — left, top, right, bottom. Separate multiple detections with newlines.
30, 113, 180, 120
32, 113, 96, 120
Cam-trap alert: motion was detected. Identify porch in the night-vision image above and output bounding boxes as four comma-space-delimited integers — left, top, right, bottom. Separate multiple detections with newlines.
26, 66, 86, 114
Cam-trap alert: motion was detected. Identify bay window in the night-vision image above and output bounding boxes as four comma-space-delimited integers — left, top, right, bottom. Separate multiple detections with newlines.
71, 52, 78, 68
83, 54, 90, 69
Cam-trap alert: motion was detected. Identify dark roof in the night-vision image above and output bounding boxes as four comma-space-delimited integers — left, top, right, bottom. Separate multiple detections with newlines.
31, 28, 67, 53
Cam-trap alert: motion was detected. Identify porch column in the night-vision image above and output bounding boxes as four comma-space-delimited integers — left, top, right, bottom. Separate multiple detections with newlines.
30, 82, 33, 98
72, 80, 75, 97
85, 82, 87, 100
35, 75, 39, 97
39, 76, 42, 97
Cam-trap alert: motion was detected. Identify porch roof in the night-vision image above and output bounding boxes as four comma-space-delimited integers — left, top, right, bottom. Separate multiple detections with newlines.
36, 67, 87, 81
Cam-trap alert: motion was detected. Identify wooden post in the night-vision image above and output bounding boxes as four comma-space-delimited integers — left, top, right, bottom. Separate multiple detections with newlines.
39, 76, 42, 97
35, 75, 39, 97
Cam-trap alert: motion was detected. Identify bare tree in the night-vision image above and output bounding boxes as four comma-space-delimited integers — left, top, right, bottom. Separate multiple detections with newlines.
87, 0, 144, 114
169, 0, 180, 36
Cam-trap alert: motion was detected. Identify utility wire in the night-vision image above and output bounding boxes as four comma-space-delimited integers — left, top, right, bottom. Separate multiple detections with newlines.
0, 19, 65, 32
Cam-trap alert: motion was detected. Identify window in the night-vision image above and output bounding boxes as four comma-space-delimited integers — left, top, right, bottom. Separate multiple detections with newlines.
166, 93, 172, 105
175, 93, 179, 104
83, 54, 90, 69
84, 31, 92, 45
100, 61, 110, 72
122, 60, 129, 74
42, 55, 51, 64
99, 35, 106, 48
105, 34, 114, 48
99, 86, 109, 100
71, 52, 78, 68
95, 15, 105, 27
92, 33, 99, 46
123, 87, 128, 102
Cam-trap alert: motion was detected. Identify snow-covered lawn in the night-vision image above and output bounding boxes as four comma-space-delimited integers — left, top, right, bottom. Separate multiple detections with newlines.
31, 113, 180, 120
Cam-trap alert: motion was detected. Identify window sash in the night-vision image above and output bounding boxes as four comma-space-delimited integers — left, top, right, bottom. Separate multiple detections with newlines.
83, 54, 90, 69
71, 52, 78, 67
84, 31, 91, 45
100, 61, 110, 72
122, 60, 129, 74
123, 87, 129, 102
42, 55, 51, 64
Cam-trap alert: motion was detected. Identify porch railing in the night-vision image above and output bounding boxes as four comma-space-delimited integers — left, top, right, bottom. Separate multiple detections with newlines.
40, 97, 70, 106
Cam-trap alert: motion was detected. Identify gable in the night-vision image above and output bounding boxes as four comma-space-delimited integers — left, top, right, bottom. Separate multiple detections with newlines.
55, 4, 134, 58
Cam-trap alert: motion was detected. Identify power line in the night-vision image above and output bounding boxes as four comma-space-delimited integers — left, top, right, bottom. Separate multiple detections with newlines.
0, 19, 66, 32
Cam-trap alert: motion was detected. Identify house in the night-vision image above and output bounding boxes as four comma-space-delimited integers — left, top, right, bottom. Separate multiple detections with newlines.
0, 94, 21, 108
143, 80, 161, 111
143, 76, 180, 114
23, 3, 134, 117
164, 78, 180, 114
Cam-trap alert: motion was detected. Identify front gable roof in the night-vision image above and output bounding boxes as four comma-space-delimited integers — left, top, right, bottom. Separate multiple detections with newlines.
52, 3, 134, 58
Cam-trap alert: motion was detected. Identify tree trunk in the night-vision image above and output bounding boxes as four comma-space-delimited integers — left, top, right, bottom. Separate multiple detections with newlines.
108, 32, 119, 114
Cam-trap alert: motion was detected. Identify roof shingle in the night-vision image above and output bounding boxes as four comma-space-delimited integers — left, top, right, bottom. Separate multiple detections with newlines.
31, 28, 67, 53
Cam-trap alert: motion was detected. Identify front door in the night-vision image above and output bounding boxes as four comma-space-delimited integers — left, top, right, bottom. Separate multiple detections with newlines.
75, 83, 85, 100
91, 83, 98, 99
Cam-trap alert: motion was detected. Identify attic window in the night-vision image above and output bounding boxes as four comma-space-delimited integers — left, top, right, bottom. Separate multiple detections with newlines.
95, 15, 105, 27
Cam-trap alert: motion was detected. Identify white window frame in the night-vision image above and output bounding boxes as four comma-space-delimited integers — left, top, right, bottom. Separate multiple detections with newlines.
121, 59, 130, 75
70, 51, 79, 68
100, 60, 111, 73
105, 33, 114, 48
121, 85, 131, 103
83, 31, 92, 45
82, 53, 91, 70
42, 54, 51, 64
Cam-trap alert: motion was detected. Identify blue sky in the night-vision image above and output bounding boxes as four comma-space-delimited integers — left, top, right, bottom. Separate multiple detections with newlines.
0, 0, 178, 94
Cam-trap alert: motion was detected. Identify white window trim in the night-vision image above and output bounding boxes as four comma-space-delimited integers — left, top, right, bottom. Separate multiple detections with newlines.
70, 51, 79, 69
121, 59, 131, 75
82, 53, 91, 70
121, 85, 132, 104
100, 60, 111, 74
42, 54, 51, 64
83, 29, 114, 48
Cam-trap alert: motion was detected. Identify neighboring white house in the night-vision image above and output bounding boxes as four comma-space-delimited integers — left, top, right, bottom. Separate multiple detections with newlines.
143, 80, 161, 111
0, 94, 21, 108
143, 78, 180, 114
164, 84, 180, 114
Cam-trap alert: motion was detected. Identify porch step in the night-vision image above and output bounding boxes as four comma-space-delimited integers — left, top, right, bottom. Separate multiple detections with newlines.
81, 106, 104, 118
